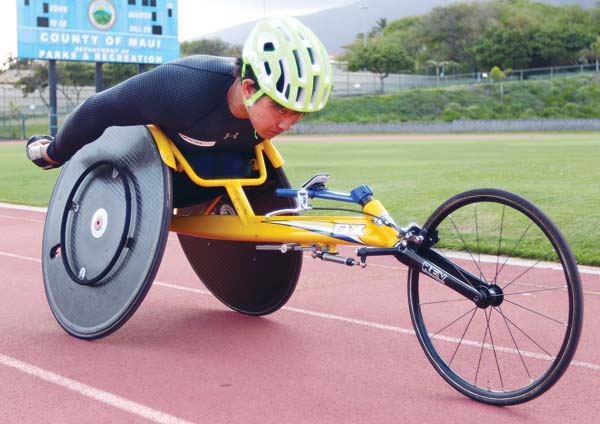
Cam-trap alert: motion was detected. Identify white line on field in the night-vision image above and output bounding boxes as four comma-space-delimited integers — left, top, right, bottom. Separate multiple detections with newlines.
0, 203, 47, 213
0, 214, 45, 224
0, 251, 41, 263
0, 247, 598, 412
0, 353, 195, 424
2, 201, 599, 277
153, 281, 600, 372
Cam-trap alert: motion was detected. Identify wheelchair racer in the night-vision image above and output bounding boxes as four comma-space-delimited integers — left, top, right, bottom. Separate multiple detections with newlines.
26, 17, 332, 174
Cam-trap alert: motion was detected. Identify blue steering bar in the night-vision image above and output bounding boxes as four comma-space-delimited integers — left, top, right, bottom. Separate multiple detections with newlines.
276, 185, 374, 206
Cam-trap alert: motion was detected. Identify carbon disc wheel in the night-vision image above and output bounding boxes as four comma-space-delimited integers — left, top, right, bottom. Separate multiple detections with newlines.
42, 126, 172, 339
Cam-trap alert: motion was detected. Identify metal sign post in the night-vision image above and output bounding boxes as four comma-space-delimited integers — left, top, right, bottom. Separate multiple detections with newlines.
48, 59, 58, 136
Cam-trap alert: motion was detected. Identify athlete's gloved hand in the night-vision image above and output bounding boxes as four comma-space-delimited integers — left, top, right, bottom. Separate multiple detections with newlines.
26, 135, 61, 170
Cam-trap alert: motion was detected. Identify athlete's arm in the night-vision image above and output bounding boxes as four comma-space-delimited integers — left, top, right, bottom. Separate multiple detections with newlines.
47, 61, 229, 163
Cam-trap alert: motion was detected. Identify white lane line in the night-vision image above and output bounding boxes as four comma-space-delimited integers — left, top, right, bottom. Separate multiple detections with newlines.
0, 353, 195, 424
0, 214, 45, 224
2, 202, 600, 277
154, 282, 600, 372
0, 251, 41, 263
0, 203, 600, 275
0, 203, 47, 213
303, 253, 600, 278
3, 251, 600, 372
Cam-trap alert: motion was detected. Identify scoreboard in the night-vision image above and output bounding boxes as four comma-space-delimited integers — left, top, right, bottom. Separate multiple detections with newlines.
16, 0, 179, 64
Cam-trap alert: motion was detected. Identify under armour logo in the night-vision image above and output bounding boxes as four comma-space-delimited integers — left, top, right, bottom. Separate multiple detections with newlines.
224, 132, 239, 140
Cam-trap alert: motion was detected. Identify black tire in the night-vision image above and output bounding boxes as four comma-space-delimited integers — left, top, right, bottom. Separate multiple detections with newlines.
407, 188, 583, 405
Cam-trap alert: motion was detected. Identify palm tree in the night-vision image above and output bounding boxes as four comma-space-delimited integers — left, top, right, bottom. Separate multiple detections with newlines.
369, 18, 388, 38
426, 59, 458, 85
593, 36, 600, 73
579, 36, 600, 72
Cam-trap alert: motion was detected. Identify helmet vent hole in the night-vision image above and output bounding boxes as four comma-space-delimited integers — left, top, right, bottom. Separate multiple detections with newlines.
263, 42, 275, 52
276, 60, 285, 92
265, 62, 272, 76
307, 47, 315, 65
296, 86, 305, 103
312, 75, 320, 99
292, 49, 303, 78
284, 84, 291, 99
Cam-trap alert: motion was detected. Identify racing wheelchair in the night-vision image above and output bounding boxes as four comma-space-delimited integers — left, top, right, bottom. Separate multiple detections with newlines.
41, 125, 583, 405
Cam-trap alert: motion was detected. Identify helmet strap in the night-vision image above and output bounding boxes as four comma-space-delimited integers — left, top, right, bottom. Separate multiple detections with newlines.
241, 61, 264, 108
244, 88, 264, 108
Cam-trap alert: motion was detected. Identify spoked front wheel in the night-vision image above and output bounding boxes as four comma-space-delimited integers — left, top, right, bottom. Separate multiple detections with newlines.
407, 188, 583, 405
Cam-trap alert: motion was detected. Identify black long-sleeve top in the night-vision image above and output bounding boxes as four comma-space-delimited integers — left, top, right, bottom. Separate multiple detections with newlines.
47, 55, 262, 168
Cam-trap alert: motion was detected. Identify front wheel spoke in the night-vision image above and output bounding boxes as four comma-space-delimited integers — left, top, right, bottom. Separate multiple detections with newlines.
504, 299, 567, 326
475, 313, 491, 385
431, 306, 478, 338
501, 286, 568, 297
474, 205, 482, 275
495, 222, 534, 279
501, 260, 541, 292
485, 308, 505, 390
494, 206, 506, 284
420, 298, 473, 306
436, 248, 488, 289
497, 306, 533, 382
501, 311, 556, 359
447, 215, 488, 283
449, 308, 479, 366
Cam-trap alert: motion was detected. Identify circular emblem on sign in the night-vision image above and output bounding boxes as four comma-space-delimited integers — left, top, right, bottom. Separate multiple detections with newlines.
91, 208, 108, 239
88, 0, 116, 30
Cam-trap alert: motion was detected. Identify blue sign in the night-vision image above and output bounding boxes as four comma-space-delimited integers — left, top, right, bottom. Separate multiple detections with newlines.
17, 0, 179, 64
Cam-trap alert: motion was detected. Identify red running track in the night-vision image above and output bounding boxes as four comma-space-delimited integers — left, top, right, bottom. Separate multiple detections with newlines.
0, 203, 599, 423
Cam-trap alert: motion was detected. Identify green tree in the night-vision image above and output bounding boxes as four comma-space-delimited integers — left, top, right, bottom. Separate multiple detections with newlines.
368, 18, 388, 38
102, 63, 139, 88
593, 37, 600, 72
415, 2, 500, 68
180, 38, 241, 57
344, 39, 414, 93
489, 65, 512, 103
15, 62, 49, 108
57, 62, 94, 107
471, 28, 532, 70
426, 59, 459, 84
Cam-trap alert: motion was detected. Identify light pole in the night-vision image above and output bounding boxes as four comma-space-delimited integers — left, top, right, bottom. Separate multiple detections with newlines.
359, 2, 368, 48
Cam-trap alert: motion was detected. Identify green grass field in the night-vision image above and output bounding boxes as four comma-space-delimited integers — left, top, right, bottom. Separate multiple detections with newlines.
1, 132, 599, 265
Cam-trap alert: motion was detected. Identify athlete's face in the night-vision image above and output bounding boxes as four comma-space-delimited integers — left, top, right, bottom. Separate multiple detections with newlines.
242, 80, 304, 139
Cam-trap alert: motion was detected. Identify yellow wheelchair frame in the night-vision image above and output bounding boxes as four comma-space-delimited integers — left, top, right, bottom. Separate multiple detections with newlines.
147, 125, 583, 406
149, 125, 401, 255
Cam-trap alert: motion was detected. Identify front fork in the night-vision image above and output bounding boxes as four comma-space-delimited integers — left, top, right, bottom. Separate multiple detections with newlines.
357, 235, 504, 309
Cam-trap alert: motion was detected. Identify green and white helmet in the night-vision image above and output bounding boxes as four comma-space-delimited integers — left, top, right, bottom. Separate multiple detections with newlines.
242, 16, 333, 112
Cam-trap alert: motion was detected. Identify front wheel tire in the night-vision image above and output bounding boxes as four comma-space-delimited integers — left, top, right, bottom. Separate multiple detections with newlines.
407, 188, 583, 405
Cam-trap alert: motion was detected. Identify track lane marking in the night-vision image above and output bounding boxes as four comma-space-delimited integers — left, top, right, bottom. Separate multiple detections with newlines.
2, 250, 599, 373
0, 214, 45, 224
0, 353, 195, 424
2, 201, 599, 276
151, 281, 600, 372
0, 203, 47, 213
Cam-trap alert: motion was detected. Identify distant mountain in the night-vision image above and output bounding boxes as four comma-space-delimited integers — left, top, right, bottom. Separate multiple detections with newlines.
203, 0, 463, 54
201, 0, 597, 55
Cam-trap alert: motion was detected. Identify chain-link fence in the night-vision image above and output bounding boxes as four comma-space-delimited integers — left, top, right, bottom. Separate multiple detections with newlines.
2, 62, 599, 139
331, 62, 600, 95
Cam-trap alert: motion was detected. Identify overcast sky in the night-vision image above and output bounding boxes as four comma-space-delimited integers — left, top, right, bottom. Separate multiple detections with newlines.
1, 0, 356, 65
